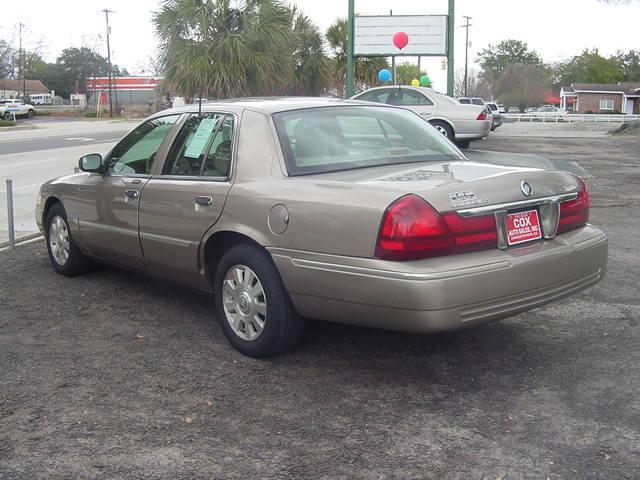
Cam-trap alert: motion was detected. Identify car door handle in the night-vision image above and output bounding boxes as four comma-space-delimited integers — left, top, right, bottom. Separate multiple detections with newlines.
124, 189, 139, 199
194, 196, 213, 206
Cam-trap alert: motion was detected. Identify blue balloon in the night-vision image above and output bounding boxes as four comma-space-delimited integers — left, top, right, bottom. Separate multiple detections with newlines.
378, 69, 392, 82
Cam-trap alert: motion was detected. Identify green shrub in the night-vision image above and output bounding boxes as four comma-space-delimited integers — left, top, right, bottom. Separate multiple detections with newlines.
0, 119, 14, 127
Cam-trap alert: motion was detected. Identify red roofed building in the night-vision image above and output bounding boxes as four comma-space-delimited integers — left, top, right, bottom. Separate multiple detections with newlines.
87, 76, 164, 108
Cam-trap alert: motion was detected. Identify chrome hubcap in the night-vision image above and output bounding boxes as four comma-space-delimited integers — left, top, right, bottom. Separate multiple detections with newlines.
49, 215, 70, 266
222, 265, 267, 341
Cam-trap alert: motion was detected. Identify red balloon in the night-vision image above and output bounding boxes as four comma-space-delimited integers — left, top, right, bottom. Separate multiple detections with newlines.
393, 32, 409, 50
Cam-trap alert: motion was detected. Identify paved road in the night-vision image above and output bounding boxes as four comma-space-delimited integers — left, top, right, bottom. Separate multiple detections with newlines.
0, 130, 126, 155
0, 120, 137, 242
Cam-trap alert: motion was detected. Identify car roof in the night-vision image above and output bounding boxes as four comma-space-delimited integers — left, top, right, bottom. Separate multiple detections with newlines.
161, 97, 378, 116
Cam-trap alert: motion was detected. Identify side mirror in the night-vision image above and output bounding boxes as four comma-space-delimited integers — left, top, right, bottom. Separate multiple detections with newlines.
79, 153, 104, 173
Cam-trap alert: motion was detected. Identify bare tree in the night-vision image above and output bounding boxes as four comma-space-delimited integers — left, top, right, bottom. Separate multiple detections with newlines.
494, 64, 551, 110
454, 67, 492, 98
139, 55, 164, 76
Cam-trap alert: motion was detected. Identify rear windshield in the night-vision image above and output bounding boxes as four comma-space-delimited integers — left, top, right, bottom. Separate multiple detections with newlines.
272, 106, 463, 176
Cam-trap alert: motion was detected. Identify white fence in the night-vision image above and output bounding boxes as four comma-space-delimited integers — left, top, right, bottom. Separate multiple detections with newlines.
503, 113, 640, 123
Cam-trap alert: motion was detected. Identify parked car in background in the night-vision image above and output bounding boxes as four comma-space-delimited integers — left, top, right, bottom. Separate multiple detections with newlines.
36, 98, 607, 357
486, 102, 503, 130
457, 97, 486, 106
535, 106, 566, 117
497, 104, 506, 114
0, 99, 35, 120
353, 86, 490, 149
508, 106, 521, 113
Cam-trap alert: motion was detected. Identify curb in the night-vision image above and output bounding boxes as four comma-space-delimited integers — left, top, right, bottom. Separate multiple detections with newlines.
0, 233, 43, 251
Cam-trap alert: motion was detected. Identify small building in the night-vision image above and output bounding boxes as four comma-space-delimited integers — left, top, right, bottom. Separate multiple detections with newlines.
560, 82, 640, 115
0, 79, 50, 100
86, 76, 163, 109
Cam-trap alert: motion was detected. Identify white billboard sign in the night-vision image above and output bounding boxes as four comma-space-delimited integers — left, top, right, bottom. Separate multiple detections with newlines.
354, 15, 447, 57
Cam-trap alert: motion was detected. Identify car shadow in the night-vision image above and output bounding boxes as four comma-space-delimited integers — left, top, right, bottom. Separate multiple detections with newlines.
79, 262, 565, 399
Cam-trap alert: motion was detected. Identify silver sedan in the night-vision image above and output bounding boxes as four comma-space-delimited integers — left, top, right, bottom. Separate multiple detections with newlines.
36, 98, 607, 357
352, 86, 491, 148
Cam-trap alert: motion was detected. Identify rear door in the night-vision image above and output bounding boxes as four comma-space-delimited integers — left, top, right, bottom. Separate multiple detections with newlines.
138, 112, 236, 284
389, 89, 436, 117
78, 114, 181, 268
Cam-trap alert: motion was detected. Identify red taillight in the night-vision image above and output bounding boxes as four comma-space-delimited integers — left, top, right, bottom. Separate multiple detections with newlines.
375, 195, 498, 260
557, 178, 590, 234
476, 111, 487, 120
441, 212, 497, 253
375, 195, 453, 260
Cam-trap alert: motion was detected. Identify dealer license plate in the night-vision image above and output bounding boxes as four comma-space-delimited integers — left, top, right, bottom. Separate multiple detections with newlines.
506, 209, 542, 246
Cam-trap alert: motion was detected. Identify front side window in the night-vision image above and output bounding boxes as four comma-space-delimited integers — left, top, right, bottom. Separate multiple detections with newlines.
273, 106, 463, 176
391, 90, 433, 106
109, 115, 180, 175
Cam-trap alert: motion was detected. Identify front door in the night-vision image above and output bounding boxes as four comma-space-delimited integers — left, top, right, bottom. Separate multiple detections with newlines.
78, 114, 181, 268
626, 99, 634, 115
138, 112, 235, 285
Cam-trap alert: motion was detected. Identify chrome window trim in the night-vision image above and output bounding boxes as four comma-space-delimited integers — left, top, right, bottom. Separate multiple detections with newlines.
457, 192, 578, 217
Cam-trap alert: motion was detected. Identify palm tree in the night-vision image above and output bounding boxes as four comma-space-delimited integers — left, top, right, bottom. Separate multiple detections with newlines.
154, 0, 297, 99
325, 18, 388, 96
154, 0, 331, 99
289, 9, 329, 96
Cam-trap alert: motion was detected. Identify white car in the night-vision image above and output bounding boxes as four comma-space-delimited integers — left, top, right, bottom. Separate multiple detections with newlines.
353, 87, 491, 149
0, 99, 35, 120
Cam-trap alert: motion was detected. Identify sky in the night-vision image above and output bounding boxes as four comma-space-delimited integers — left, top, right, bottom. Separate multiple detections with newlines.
2, 0, 640, 93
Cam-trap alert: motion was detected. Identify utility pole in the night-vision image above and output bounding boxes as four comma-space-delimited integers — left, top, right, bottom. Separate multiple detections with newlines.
346, 0, 355, 97
102, 9, 114, 118
19, 22, 26, 101
446, 0, 455, 97
461, 16, 472, 97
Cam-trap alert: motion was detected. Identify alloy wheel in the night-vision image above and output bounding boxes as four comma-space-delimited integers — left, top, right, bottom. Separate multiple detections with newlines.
49, 215, 70, 266
222, 264, 267, 341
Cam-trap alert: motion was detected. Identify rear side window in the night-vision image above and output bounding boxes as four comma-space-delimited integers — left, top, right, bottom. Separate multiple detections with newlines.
391, 90, 433, 106
163, 113, 234, 177
273, 106, 462, 176
354, 89, 392, 104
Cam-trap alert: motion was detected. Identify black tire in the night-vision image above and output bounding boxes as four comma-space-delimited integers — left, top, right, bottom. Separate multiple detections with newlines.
45, 203, 92, 276
27, 109, 35, 118
456, 140, 471, 149
429, 120, 454, 141
214, 243, 304, 358
3, 112, 12, 121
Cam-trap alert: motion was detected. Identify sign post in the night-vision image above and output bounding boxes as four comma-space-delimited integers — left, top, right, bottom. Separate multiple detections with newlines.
447, 0, 455, 96
346, 0, 455, 97
346, 0, 355, 97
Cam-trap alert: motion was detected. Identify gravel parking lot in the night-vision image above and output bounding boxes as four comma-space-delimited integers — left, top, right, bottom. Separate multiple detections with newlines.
1, 132, 639, 479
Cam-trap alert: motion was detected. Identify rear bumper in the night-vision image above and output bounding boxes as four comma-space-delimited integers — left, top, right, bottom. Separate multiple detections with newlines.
269, 225, 607, 333
454, 119, 491, 141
